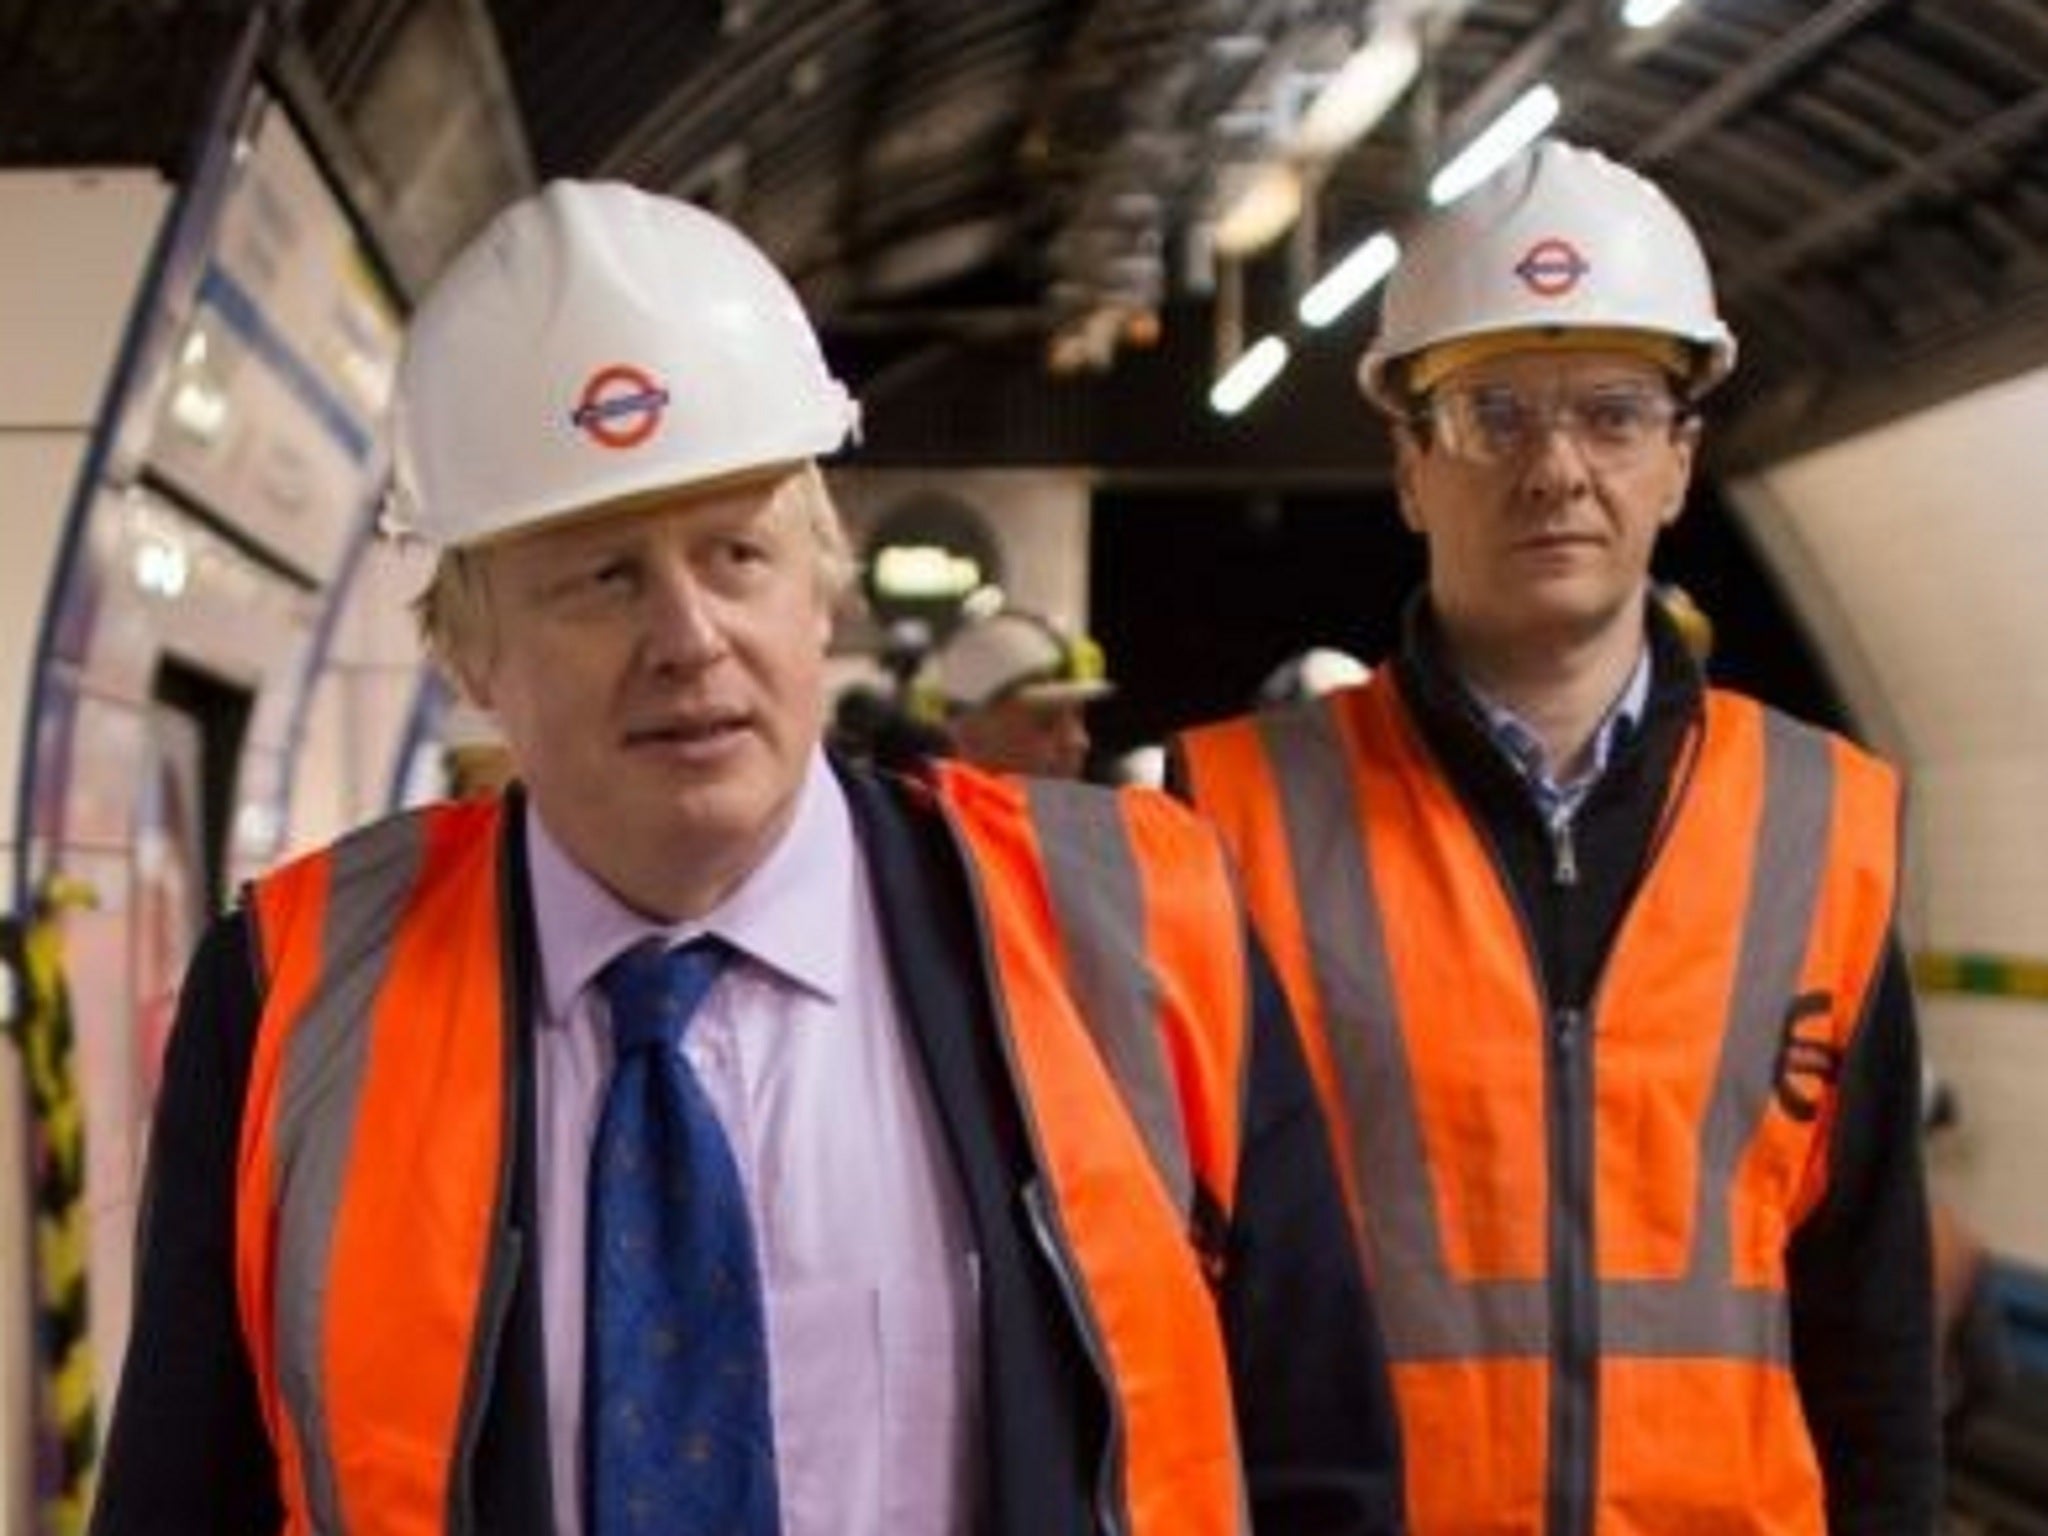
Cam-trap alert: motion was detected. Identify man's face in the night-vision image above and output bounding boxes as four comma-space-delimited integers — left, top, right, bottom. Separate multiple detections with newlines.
952, 695, 1093, 779
1395, 348, 1697, 662
468, 468, 835, 917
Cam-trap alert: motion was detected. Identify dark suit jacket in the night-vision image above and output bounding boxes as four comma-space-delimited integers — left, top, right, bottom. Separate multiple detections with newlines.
92, 765, 1402, 1534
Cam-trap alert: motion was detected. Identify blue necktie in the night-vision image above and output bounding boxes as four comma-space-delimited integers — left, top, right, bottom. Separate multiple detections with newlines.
587, 936, 779, 1536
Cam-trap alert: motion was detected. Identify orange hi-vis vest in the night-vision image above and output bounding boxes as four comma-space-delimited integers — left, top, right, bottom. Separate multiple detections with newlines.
1178, 675, 1900, 1536
236, 770, 1255, 1536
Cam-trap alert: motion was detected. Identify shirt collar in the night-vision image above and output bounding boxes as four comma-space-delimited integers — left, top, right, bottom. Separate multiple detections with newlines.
1467, 645, 1651, 818
527, 749, 854, 1023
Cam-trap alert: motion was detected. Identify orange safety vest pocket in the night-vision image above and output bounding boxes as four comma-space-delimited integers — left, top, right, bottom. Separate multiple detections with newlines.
1600, 1358, 1824, 1536
1396, 1360, 1548, 1535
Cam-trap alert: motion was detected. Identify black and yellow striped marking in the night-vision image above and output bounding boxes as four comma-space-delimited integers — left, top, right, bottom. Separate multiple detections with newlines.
3, 884, 100, 1536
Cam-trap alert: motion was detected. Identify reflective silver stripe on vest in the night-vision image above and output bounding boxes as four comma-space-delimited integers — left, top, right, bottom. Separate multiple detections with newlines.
267, 814, 428, 1535
1027, 779, 1194, 1217
1259, 696, 1833, 1365
1253, 703, 1547, 1357
1603, 709, 1833, 1361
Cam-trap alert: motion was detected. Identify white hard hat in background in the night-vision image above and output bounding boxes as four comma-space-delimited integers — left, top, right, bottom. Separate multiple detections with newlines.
931, 610, 1115, 712
1360, 139, 1736, 410
387, 180, 860, 548
1257, 647, 1372, 707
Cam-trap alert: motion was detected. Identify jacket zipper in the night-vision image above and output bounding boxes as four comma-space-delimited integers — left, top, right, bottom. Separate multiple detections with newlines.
1434, 653, 1709, 1536
1546, 804, 1579, 887
1547, 1002, 1596, 1536
1546, 804, 1598, 1536
1469, 801, 1600, 1536
1537, 716, 1710, 1536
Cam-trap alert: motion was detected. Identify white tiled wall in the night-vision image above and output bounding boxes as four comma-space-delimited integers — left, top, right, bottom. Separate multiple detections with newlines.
286, 535, 439, 857
0, 168, 170, 1533
1730, 364, 2048, 1267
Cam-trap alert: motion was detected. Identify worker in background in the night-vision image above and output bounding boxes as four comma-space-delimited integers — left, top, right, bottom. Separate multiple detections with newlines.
1174, 138, 1934, 1534
1255, 645, 1373, 708
92, 180, 1400, 1536
929, 606, 1115, 778
826, 679, 952, 774
827, 617, 953, 774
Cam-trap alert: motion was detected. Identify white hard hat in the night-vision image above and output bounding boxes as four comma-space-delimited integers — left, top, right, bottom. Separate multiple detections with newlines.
388, 180, 860, 547
932, 610, 1115, 712
1257, 647, 1372, 707
1360, 139, 1736, 409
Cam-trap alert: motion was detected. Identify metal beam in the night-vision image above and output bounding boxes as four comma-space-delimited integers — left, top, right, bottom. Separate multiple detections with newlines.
1635, 0, 1891, 166
595, 0, 883, 181
1725, 80, 2048, 297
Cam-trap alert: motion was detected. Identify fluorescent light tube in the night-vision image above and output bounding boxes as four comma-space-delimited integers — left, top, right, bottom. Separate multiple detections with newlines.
1428, 84, 1561, 206
1299, 232, 1401, 328
1209, 335, 1291, 416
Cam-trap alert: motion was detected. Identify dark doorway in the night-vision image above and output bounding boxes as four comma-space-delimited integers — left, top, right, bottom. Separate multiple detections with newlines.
1087, 481, 1847, 763
150, 654, 255, 909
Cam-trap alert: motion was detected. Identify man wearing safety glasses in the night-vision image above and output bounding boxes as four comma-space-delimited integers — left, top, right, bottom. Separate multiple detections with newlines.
1174, 139, 1935, 1534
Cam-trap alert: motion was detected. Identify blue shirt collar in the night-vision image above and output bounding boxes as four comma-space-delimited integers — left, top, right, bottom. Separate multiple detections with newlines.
1467, 646, 1652, 822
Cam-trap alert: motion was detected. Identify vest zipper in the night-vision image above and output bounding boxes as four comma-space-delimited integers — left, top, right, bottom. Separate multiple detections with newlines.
1475, 807, 1600, 1536
1023, 1179, 1129, 1536
1547, 783, 1594, 1536
1547, 1005, 1597, 1536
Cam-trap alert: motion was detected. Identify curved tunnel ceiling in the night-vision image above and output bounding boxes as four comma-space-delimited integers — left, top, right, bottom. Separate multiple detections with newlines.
9, 0, 2048, 477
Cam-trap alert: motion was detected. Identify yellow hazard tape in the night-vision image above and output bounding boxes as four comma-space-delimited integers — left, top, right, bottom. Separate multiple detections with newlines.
1913, 950, 2048, 1001
5, 886, 99, 1535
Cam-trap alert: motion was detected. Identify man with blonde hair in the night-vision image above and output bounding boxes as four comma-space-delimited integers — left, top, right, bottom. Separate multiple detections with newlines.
95, 180, 1400, 1536
930, 606, 1115, 778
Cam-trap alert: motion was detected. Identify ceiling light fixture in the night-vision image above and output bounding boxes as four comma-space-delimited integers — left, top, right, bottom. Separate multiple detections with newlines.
1298, 232, 1401, 328
1209, 16, 1425, 260
1212, 163, 1306, 258
1427, 83, 1561, 206
1209, 335, 1291, 416
1621, 0, 1688, 28
1294, 20, 1423, 159
871, 544, 985, 601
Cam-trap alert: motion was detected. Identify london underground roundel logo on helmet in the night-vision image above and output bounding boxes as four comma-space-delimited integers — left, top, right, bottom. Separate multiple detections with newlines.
1514, 238, 1591, 298
569, 364, 671, 449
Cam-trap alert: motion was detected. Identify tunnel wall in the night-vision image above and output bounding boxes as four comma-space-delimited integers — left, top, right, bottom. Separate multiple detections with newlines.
1729, 364, 2048, 1268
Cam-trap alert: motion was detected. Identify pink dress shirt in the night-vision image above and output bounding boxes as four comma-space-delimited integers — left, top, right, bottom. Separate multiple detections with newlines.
526, 753, 980, 1536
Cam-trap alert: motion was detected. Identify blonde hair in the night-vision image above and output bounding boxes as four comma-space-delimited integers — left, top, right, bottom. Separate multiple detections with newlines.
412, 461, 855, 690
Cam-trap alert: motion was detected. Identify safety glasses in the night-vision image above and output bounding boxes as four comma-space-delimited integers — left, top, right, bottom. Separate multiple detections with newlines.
1419, 381, 1691, 468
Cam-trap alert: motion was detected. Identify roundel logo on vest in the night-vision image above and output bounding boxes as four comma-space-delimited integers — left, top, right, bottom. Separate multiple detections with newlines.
570, 364, 671, 449
1513, 238, 1590, 298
